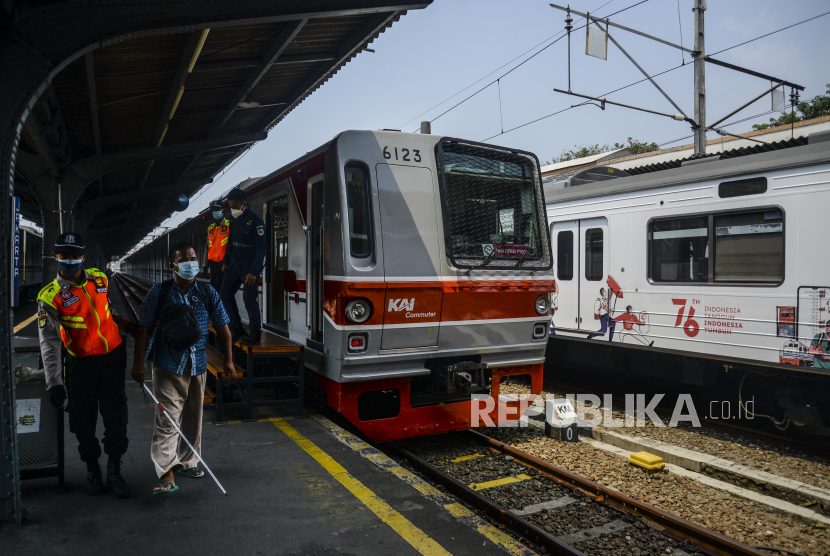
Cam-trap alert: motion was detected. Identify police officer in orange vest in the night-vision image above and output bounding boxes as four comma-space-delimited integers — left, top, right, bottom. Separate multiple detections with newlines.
206, 201, 230, 291
37, 233, 131, 498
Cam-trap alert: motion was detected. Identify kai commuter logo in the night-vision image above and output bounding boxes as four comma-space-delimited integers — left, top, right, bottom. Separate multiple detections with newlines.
388, 298, 414, 312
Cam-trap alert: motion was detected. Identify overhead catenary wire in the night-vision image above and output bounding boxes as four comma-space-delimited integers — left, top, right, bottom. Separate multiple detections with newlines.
675, 0, 684, 65
707, 9, 830, 57
482, 6, 827, 143
404, 0, 651, 132
396, 0, 621, 130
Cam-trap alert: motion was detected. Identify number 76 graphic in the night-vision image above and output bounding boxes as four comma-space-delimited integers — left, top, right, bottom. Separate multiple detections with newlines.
672, 299, 700, 337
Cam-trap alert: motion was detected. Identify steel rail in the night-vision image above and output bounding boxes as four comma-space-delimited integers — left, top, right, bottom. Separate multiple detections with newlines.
541, 379, 815, 453
468, 429, 770, 556
393, 445, 587, 556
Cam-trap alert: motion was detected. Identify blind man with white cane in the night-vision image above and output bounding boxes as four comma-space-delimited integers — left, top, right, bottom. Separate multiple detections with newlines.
131, 242, 236, 495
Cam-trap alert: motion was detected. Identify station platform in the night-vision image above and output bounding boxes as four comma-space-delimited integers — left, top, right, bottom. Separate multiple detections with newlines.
4, 285, 532, 555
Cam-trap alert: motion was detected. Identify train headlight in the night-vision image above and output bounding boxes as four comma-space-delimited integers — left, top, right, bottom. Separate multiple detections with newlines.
345, 299, 372, 323
535, 295, 550, 315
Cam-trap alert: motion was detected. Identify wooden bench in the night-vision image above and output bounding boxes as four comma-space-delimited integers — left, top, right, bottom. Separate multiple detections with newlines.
204, 326, 304, 421
204, 346, 246, 378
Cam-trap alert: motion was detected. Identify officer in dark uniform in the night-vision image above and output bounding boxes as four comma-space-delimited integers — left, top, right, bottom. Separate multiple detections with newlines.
220, 188, 266, 344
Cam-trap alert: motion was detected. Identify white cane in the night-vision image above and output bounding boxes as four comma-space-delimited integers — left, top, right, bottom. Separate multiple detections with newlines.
143, 383, 227, 495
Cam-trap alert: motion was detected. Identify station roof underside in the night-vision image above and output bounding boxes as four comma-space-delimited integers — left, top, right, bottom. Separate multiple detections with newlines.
11, 2, 429, 256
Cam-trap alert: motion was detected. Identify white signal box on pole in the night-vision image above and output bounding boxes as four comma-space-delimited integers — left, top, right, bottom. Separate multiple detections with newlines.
772, 87, 786, 114
545, 398, 579, 442
586, 26, 608, 60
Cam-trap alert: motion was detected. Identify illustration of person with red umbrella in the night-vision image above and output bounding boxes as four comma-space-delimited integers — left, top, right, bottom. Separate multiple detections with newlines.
587, 276, 623, 341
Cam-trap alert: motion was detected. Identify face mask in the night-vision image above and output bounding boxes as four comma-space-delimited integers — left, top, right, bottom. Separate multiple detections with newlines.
212, 211, 224, 220
58, 258, 84, 273
230, 207, 244, 219
174, 260, 200, 280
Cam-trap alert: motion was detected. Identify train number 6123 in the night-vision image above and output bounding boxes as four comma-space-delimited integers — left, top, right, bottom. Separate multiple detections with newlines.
383, 146, 421, 163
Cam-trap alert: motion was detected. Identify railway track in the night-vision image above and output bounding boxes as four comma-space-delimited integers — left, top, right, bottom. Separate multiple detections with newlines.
393, 430, 788, 556
112, 273, 150, 318
540, 379, 818, 455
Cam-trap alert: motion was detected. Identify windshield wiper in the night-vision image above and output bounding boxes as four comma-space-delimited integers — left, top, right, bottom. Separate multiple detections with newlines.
470, 234, 507, 271
514, 238, 541, 268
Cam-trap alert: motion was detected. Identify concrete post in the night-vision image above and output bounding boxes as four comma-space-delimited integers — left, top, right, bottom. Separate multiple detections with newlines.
693, 0, 706, 157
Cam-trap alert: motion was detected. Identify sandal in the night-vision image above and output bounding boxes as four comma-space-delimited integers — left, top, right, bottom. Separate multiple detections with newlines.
153, 482, 178, 495
176, 468, 205, 479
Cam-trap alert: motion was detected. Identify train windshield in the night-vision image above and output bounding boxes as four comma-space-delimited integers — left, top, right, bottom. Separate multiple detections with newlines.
438, 140, 551, 270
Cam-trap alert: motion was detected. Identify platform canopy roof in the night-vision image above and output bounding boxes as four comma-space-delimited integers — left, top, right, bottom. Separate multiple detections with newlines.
10, 1, 430, 257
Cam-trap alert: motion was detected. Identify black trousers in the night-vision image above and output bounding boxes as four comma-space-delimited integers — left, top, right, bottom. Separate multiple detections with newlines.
208, 260, 224, 291
219, 266, 261, 333
65, 340, 128, 464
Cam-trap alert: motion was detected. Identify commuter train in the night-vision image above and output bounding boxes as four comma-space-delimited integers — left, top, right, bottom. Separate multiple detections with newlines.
545, 132, 830, 435
122, 130, 555, 441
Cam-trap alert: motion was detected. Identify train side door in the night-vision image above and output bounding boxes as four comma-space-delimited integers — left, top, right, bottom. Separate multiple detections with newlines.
578, 217, 609, 333
375, 164, 443, 350
267, 195, 289, 332
550, 217, 609, 332
551, 221, 579, 330
308, 178, 325, 346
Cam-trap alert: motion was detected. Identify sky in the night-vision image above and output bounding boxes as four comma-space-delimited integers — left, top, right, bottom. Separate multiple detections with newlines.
133, 0, 830, 254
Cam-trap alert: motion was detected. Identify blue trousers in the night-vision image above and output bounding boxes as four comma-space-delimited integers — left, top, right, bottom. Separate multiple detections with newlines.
219, 266, 261, 333
587, 314, 615, 341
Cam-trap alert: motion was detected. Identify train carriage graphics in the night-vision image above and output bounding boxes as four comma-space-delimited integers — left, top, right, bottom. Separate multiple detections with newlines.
545, 132, 830, 435
122, 130, 556, 441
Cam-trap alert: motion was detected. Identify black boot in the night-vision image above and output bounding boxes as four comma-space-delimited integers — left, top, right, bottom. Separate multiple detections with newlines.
106, 457, 131, 499
86, 461, 105, 495
239, 330, 261, 345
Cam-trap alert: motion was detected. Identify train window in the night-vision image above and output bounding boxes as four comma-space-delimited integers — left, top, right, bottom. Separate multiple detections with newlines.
584, 228, 603, 281
718, 177, 767, 198
714, 210, 783, 283
344, 164, 373, 258
557, 230, 573, 281
649, 217, 709, 282
438, 140, 551, 269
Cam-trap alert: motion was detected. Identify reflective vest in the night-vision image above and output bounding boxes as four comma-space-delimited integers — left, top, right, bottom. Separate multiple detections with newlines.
207, 220, 230, 262
37, 268, 122, 357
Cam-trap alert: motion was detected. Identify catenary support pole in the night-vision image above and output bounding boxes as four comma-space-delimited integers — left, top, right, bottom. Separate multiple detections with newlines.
693, 0, 707, 156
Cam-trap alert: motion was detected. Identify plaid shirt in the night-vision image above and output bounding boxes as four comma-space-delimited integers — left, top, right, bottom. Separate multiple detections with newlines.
138, 281, 229, 376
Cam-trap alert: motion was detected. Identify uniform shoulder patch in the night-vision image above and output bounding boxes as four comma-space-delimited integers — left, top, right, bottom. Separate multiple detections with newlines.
38, 310, 47, 329
257, 228, 264, 235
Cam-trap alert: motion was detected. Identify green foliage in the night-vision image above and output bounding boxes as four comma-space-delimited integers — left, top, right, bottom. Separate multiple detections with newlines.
752, 84, 830, 131
616, 137, 660, 154
544, 137, 659, 165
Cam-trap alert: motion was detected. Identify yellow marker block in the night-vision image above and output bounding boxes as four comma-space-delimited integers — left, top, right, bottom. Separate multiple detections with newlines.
272, 419, 452, 556
470, 474, 533, 491
450, 453, 484, 463
629, 451, 665, 470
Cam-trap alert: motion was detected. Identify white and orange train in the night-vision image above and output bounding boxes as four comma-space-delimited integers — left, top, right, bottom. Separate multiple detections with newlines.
121, 130, 556, 441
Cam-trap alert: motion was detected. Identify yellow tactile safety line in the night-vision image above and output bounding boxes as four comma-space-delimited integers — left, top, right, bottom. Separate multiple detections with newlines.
271, 419, 453, 556
310, 414, 537, 556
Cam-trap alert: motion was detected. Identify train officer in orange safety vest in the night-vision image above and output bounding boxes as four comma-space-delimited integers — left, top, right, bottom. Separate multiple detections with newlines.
37, 232, 131, 498
206, 201, 230, 291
